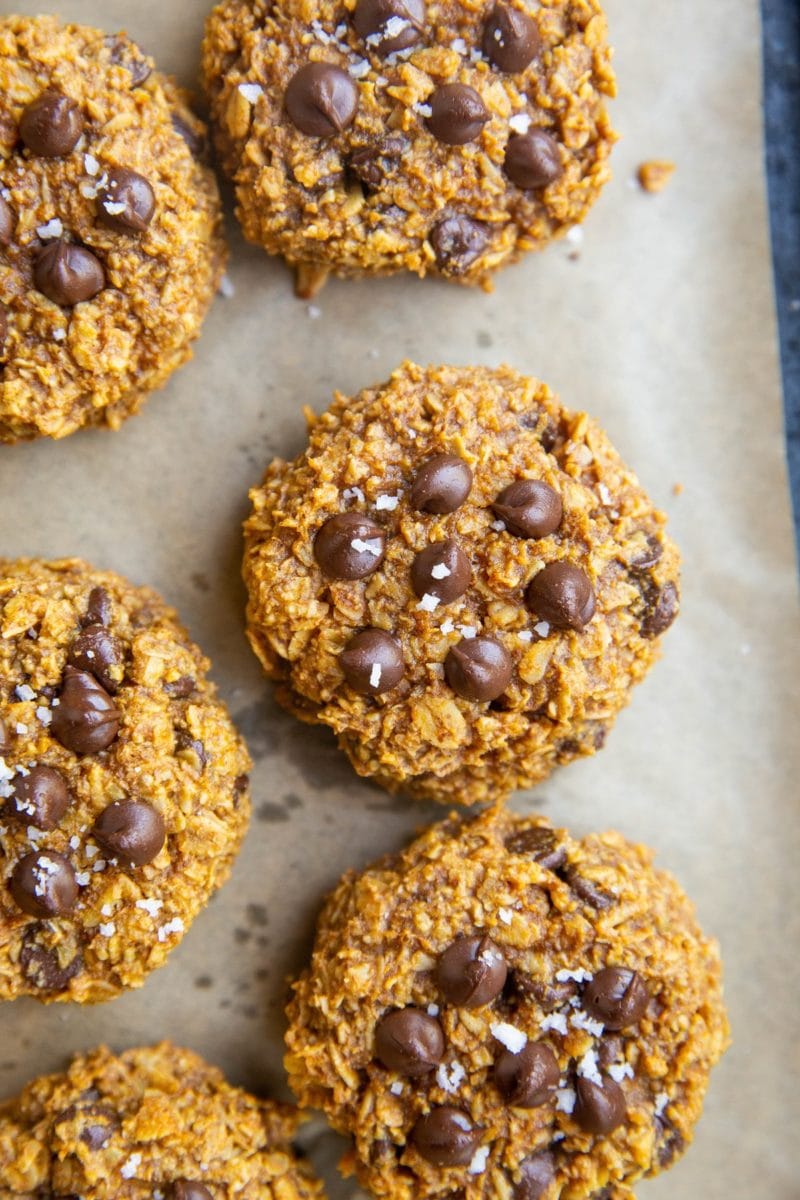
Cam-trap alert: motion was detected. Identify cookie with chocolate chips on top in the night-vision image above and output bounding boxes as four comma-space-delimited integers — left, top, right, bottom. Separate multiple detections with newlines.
285, 806, 729, 1200
243, 362, 681, 806
0, 557, 251, 1003
201, 0, 616, 295
0, 15, 226, 442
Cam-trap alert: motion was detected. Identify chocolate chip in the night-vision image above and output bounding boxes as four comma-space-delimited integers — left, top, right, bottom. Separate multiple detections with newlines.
526, 562, 595, 631
427, 84, 489, 145
513, 1151, 556, 1200
0, 194, 14, 245
511, 972, 576, 1010
163, 676, 196, 699
0, 716, 9, 753
314, 512, 386, 579
641, 581, 679, 638
171, 113, 208, 161
494, 1041, 559, 1107
93, 800, 165, 868
69, 624, 124, 693
583, 967, 649, 1030
97, 168, 156, 234
8, 766, 70, 831
285, 63, 358, 137
106, 35, 152, 87
83, 586, 112, 627
233, 773, 249, 796
562, 867, 614, 910
656, 1117, 685, 1168
170, 1184, 213, 1200
629, 535, 663, 571
9, 851, 78, 918
0, 303, 7, 358
430, 214, 488, 274
492, 480, 562, 539
51, 667, 120, 755
574, 1075, 627, 1135
504, 826, 565, 871
482, 4, 541, 72
445, 636, 513, 702
175, 730, 210, 768
348, 137, 407, 189
20, 934, 83, 991
437, 934, 507, 1007
410, 1107, 483, 1166
340, 629, 405, 694
34, 241, 106, 307
504, 130, 562, 190
375, 1007, 445, 1074
410, 454, 473, 513
55, 1101, 120, 1149
597, 1035, 624, 1070
411, 539, 471, 603
354, 0, 425, 54
19, 91, 84, 157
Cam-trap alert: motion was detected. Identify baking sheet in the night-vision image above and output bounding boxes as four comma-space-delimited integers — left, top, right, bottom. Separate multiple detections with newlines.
1, 1, 799, 1197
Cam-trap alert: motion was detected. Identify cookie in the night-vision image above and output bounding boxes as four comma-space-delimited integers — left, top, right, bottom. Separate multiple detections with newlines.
201, 0, 615, 296
0, 1042, 324, 1200
243, 362, 680, 805
0, 15, 226, 442
285, 807, 729, 1200
0, 558, 251, 1003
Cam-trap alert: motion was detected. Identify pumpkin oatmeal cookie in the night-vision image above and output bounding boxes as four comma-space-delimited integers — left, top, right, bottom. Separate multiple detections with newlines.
243, 362, 680, 805
0, 1042, 325, 1200
0, 15, 226, 442
0, 558, 251, 1004
285, 806, 729, 1200
201, 0, 615, 295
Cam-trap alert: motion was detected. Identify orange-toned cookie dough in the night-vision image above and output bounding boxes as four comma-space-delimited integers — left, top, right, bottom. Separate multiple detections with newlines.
0, 1042, 325, 1200
285, 807, 729, 1200
243, 363, 680, 805
0, 15, 226, 442
201, 0, 615, 295
0, 558, 251, 1003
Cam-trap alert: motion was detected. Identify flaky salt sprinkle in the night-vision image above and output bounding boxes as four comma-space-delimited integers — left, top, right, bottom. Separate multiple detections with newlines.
342, 486, 366, 504
490, 1021, 527, 1054
69, 836, 81, 850
85, 843, 99, 858
533, 621, 550, 638
238, 82, 263, 103
351, 537, 382, 557
417, 593, 440, 612
540, 1012, 568, 1036
555, 1086, 576, 1114
75, 871, 91, 887
497, 906, 514, 925
93, 859, 108, 873
570, 1009, 604, 1037
509, 112, 532, 134
36, 218, 63, 240
436, 1060, 466, 1094
518, 630, 533, 643
490, 519, 506, 532
15, 684, 35, 702
426, 1003, 440, 1016
15, 723, 27, 735
576, 1047, 602, 1085
367, 16, 409, 45
103, 200, 126, 216
468, 1146, 490, 1176
375, 492, 401, 511
101, 903, 114, 917
349, 58, 371, 79
556, 967, 593, 983
369, 663, 382, 689
98, 922, 116, 938
457, 624, 477, 639
431, 563, 451, 579
84, 153, 100, 176
120, 1153, 141, 1179
389, 1081, 404, 1096
414, 102, 433, 118
136, 897, 164, 917
157, 917, 185, 942
451, 36, 468, 54
0, 758, 13, 783
439, 618, 455, 635
654, 1091, 669, 1116
608, 1061, 634, 1083
35, 705, 52, 726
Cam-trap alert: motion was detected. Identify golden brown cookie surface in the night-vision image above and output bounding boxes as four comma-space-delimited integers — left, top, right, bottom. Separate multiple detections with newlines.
0, 15, 226, 442
201, 0, 615, 294
0, 1042, 325, 1200
243, 362, 680, 805
0, 558, 251, 1003
285, 807, 729, 1200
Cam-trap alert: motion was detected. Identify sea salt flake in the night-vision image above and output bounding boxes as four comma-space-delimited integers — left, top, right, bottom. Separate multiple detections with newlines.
509, 112, 532, 134
436, 1060, 466, 1094
491, 519, 506, 531
342, 486, 366, 504
417, 593, 440, 612
414, 102, 433, 118
533, 621, 550, 637
120, 1153, 141, 1179
238, 83, 264, 103
540, 1012, 568, 1035
427, 1003, 440, 1016
375, 492, 401, 511
570, 1009, 604, 1037
349, 58, 371, 79
608, 1061, 634, 1083
468, 1146, 489, 1176
389, 1081, 404, 1096
431, 563, 451, 579
103, 200, 126, 216
84, 153, 100, 176
451, 37, 468, 54
451, 1111, 472, 1132
490, 1021, 527, 1054
0, 758, 13, 783
518, 630, 533, 643
439, 619, 455, 635
15, 684, 35, 702
75, 871, 91, 886
157, 917, 185, 942
369, 663, 382, 689
577, 1048, 602, 1085
497, 906, 514, 925
93, 859, 108, 873
654, 1091, 669, 1116
351, 537, 382, 557
367, 15, 409, 45
101, 903, 113, 917
556, 967, 593, 983
36, 705, 52, 726
555, 1086, 576, 1114
69, 836, 81, 850
457, 624, 477, 639
36, 218, 63, 240
85, 843, 99, 858
598, 482, 613, 505
136, 897, 164, 917
15, 723, 27, 735
98, 922, 116, 937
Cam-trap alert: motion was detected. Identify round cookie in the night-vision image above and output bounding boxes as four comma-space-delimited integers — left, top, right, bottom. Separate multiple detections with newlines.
201, 0, 615, 296
285, 807, 729, 1200
0, 15, 226, 442
0, 558, 251, 1003
0, 1042, 325, 1200
243, 362, 680, 806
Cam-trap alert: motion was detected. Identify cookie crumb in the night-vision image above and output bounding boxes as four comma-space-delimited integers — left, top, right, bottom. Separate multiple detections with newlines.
637, 160, 676, 193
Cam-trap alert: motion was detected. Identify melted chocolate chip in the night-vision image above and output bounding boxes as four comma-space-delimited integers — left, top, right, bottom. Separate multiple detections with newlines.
445, 636, 513, 702
574, 1075, 627, 1135
492, 480, 562, 539
20, 934, 83, 991
410, 1107, 483, 1166
93, 800, 165, 868
504, 826, 565, 871
348, 136, 407, 190
597, 1035, 624, 1070
513, 1151, 556, 1200
354, 0, 425, 55
375, 1007, 445, 1074
494, 1041, 559, 1107
34, 241, 106, 307
8, 766, 70, 831
97, 168, 156, 234
51, 667, 121, 754
504, 129, 563, 190
411, 539, 471, 603
526, 562, 595, 631
430, 214, 488, 274
170, 1184, 213, 1200
428, 84, 489, 145
69, 624, 125, 693
562, 867, 614, 910
285, 63, 359, 137
19, 91, 84, 157
10, 851, 78, 918
83, 586, 112, 627
641, 581, 679, 638
340, 628, 405, 694
314, 512, 386, 579
0, 194, 14, 245
437, 934, 507, 1007
106, 35, 152, 87
410, 454, 473, 513
171, 113, 208, 160
583, 967, 649, 1030
482, 4, 541, 73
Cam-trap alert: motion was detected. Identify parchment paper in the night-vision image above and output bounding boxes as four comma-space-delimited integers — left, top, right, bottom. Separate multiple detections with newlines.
1, 2, 798, 1197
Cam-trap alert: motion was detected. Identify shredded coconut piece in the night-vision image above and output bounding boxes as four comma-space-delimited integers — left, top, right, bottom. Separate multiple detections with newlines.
654, 1091, 669, 1116
497, 906, 514, 925
342, 486, 366, 504
351, 537, 382, 557
375, 493, 400, 511
436, 1060, 466, 1094
555, 1086, 577, 1114
157, 917, 185, 942
555, 967, 593, 983
416, 593, 440, 612
369, 663, 382, 689
540, 1012, 568, 1036
136, 897, 164, 917
36, 218, 63, 240
570, 1009, 605, 1037
238, 82, 263, 103
431, 563, 451, 579
84, 153, 100, 176
468, 1146, 490, 1175
490, 1021, 528, 1054
608, 1061, 634, 1083
348, 58, 371, 78
509, 112, 532, 134
577, 1047, 602, 1085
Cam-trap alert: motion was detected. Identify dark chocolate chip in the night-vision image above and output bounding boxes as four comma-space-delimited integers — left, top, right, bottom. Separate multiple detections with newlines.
340, 628, 405, 694
375, 1007, 445, 1074
411, 539, 471, 603
170, 1184, 213, 1200
9, 851, 78, 918
175, 730, 210, 768
55, 1101, 120, 1149
410, 1107, 483, 1166
526, 562, 595, 631
430, 214, 488, 274
510, 972, 576, 1011
504, 826, 565, 871
34, 241, 106, 307
513, 1151, 556, 1200
8, 766, 70, 831
437, 934, 507, 1007
0, 716, 9, 753
492, 480, 562, 539
583, 967, 649, 1030
574, 1075, 627, 1135
314, 512, 386, 579
445, 636, 513, 702
597, 1035, 624, 1070
163, 676, 196, 699
562, 867, 614, 910
20, 934, 83, 991
410, 454, 473, 513
106, 35, 152, 87
354, 0, 425, 54
641, 581, 679, 638
234, 773, 249, 795
629, 535, 663, 571
19, 91, 84, 157
51, 667, 120, 754
171, 113, 208, 161
69, 624, 124, 693
97, 168, 156, 234
494, 1040, 559, 1107
504, 129, 562, 190
93, 800, 165, 868
482, 4, 542, 73
83, 586, 112, 627
348, 137, 407, 189
655, 1116, 685, 1168
285, 63, 359, 137
427, 84, 489, 145
0, 194, 15, 245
